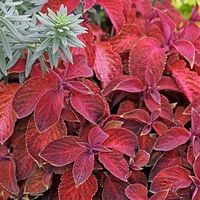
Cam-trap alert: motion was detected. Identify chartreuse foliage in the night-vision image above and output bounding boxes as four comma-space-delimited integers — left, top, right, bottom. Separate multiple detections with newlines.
1, 0, 200, 199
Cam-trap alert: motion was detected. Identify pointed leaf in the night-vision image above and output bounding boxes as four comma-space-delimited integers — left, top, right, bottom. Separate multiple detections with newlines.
35, 89, 64, 132
110, 24, 142, 53
25, 168, 52, 195
113, 77, 145, 93
132, 150, 150, 170
151, 166, 191, 193
58, 170, 97, 200
103, 128, 138, 156
93, 42, 123, 87
129, 37, 166, 83
154, 127, 191, 151
88, 126, 108, 146
0, 83, 19, 144
13, 77, 53, 118
65, 54, 93, 80
172, 39, 195, 68
71, 93, 106, 124
102, 175, 128, 200
125, 184, 148, 200
171, 60, 200, 102
0, 158, 19, 195
149, 151, 181, 181
40, 136, 83, 167
99, 150, 129, 181
26, 119, 66, 164
73, 152, 94, 187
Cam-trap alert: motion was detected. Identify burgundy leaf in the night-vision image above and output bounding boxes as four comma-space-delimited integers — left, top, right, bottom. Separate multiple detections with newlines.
13, 77, 54, 118
88, 126, 108, 146
93, 42, 123, 87
34, 89, 64, 132
103, 128, 138, 156
125, 184, 148, 200
154, 127, 191, 151
132, 150, 150, 170
110, 24, 142, 53
149, 190, 180, 200
25, 168, 52, 195
73, 152, 94, 187
64, 54, 93, 80
58, 170, 97, 200
172, 39, 195, 68
113, 77, 145, 93
71, 93, 106, 124
0, 158, 19, 195
193, 154, 200, 180
151, 165, 191, 193
172, 60, 200, 102
99, 150, 129, 181
40, 136, 83, 167
26, 118, 66, 164
129, 37, 166, 83
0, 84, 19, 144
102, 175, 128, 200
149, 151, 182, 181
121, 109, 150, 124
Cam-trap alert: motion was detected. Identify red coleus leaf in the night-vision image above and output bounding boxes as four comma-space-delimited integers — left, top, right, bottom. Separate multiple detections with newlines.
88, 125, 108, 146
180, 23, 200, 42
93, 42, 123, 87
112, 77, 145, 94
157, 76, 180, 91
24, 168, 52, 195
149, 190, 180, 200
171, 60, 200, 102
191, 109, 200, 134
193, 154, 200, 180
131, 150, 150, 170
129, 37, 166, 83
71, 93, 106, 124
39, 136, 83, 167
103, 76, 145, 97
99, 149, 129, 181
149, 150, 182, 181
151, 165, 191, 193
34, 89, 64, 132
0, 83, 19, 144
125, 184, 148, 200
26, 118, 67, 164
121, 109, 150, 124
102, 175, 128, 200
41, 0, 80, 13
58, 170, 97, 200
13, 77, 55, 118
192, 136, 200, 158
103, 128, 138, 157
110, 24, 142, 53
64, 54, 93, 80
172, 39, 195, 68
73, 152, 94, 187
11, 125, 37, 181
154, 127, 191, 151
96, 0, 125, 32
0, 155, 19, 195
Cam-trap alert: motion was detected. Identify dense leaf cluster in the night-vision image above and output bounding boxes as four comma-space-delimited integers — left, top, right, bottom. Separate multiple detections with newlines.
1, 0, 200, 199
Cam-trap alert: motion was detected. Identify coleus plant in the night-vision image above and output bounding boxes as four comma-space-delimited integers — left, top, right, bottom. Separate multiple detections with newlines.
1, 0, 200, 199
